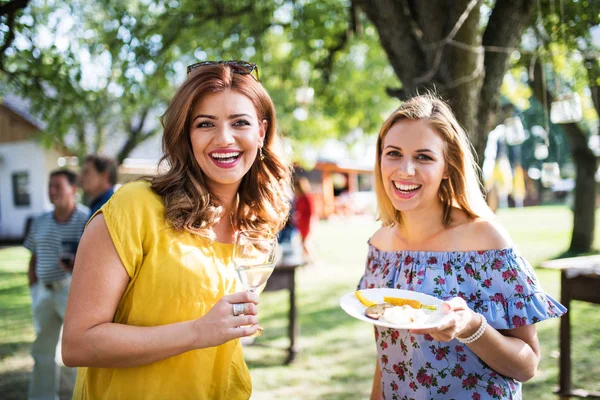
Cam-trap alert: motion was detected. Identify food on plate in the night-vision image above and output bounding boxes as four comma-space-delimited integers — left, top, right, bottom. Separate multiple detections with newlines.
355, 290, 377, 307
355, 291, 436, 326
383, 296, 438, 311
365, 303, 394, 320
381, 305, 428, 325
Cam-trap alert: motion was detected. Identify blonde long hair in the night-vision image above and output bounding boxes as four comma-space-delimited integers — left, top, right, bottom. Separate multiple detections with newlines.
151, 64, 292, 239
374, 94, 494, 226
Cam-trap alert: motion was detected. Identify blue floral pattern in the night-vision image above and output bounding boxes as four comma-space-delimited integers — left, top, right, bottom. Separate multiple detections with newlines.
358, 243, 566, 400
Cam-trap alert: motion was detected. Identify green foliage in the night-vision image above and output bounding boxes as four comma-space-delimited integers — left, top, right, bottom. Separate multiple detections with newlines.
0, 0, 399, 163
500, 0, 599, 177
515, 0, 600, 118
2, 0, 596, 166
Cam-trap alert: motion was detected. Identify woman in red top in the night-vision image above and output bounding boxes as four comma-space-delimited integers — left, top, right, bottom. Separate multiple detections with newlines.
293, 177, 315, 263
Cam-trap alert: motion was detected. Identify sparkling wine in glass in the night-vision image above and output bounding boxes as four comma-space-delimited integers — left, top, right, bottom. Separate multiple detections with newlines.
233, 230, 279, 337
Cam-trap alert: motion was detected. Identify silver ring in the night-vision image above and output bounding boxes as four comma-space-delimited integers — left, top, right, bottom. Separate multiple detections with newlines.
232, 303, 245, 316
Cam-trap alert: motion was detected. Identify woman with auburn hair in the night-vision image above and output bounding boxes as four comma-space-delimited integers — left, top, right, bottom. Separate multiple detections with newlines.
62, 61, 291, 399
360, 94, 565, 399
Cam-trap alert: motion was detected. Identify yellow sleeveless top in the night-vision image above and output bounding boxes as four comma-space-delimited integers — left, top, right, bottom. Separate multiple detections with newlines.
73, 181, 251, 400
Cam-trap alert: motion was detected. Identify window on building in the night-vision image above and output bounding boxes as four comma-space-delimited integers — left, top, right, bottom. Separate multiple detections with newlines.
12, 171, 31, 207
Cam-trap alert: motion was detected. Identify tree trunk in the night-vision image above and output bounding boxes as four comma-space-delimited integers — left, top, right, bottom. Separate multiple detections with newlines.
476, 0, 535, 160
75, 126, 88, 160
530, 61, 597, 253
564, 123, 597, 252
117, 108, 151, 165
353, 0, 534, 165
0, 0, 31, 60
586, 57, 600, 118
117, 136, 140, 165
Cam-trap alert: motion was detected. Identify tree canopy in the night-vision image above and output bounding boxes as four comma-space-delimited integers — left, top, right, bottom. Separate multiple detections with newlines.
1, 0, 599, 252
0, 0, 399, 163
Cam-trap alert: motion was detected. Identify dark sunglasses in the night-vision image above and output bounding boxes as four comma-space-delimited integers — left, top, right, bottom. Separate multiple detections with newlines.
186, 60, 259, 81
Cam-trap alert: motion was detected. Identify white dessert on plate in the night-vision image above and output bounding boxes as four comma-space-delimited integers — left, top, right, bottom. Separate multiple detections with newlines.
382, 305, 428, 325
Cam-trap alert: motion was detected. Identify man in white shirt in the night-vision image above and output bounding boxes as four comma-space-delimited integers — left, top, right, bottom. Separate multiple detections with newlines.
24, 169, 89, 400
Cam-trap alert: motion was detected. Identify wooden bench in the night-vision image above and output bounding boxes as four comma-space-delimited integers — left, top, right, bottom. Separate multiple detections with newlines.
540, 255, 600, 399
262, 255, 305, 364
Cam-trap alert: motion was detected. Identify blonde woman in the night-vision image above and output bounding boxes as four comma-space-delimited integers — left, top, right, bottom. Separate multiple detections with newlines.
359, 94, 565, 399
62, 61, 291, 399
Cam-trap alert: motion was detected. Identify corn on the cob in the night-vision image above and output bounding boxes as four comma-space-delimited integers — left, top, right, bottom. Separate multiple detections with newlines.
383, 296, 437, 311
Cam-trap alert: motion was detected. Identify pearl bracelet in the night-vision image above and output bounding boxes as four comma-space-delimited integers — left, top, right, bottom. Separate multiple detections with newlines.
456, 313, 487, 344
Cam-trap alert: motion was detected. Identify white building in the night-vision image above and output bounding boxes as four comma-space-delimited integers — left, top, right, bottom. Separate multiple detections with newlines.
0, 102, 60, 242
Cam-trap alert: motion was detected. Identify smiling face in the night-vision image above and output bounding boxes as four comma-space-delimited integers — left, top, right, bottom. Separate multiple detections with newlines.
48, 174, 77, 211
189, 90, 266, 196
380, 119, 447, 213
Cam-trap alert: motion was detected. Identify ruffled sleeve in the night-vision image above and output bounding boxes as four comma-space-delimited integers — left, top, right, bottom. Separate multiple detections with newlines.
466, 250, 567, 330
357, 244, 566, 330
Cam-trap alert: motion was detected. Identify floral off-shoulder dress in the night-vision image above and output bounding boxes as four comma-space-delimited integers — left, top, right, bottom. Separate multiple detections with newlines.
358, 243, 566, 400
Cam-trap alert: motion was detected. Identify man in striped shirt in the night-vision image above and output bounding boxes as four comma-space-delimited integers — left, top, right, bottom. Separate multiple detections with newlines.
24, 169, 89, 400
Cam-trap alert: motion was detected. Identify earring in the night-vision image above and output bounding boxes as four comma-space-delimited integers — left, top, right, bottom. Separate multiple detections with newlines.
259, 147, 265, 161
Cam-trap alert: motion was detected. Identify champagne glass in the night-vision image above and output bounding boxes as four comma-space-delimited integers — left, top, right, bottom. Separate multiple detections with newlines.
59, 240, 77, 272
232, 230, 279, 337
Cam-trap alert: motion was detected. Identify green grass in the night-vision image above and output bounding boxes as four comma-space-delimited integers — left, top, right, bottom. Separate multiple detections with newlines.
1, 205, 599, 399
0, 247, 35, 398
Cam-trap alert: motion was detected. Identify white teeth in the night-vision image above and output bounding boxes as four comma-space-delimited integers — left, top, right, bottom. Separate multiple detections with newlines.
393, 182, 421, 191
211, 152, 240, 159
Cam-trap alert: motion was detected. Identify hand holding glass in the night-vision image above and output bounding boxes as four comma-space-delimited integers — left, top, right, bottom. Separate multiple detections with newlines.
232, 230, 279, 336
59, 240, 77, 271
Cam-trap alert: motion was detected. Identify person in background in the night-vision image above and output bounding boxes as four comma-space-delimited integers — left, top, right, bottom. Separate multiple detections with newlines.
80, 154, 117, 219
62, 60, 292, 399
293, 176, 315, 263
359, 94, 566, 399
24, 169, 89, 400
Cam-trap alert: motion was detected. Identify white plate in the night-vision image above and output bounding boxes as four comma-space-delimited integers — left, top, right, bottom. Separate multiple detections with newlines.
340, 288, 454, 330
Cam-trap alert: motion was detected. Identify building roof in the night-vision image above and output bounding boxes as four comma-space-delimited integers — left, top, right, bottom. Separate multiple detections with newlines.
1, 94, 46, 129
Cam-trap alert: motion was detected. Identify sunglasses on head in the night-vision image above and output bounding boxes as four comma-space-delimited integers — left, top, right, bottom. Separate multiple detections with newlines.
186, 60, 259, 81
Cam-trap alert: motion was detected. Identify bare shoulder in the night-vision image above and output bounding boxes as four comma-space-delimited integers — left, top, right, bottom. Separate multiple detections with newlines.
463, 217, 513, 250
369, 225, 396, 251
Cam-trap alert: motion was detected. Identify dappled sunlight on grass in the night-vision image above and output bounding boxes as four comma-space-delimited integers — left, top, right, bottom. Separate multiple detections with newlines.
0, 247, 35, 351
248, 207, 600, 399
1, 206, 599, 399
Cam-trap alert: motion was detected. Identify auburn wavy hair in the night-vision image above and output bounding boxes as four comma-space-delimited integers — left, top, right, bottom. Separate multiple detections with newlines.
374, 94, 494, 227
151, 64, 292, 239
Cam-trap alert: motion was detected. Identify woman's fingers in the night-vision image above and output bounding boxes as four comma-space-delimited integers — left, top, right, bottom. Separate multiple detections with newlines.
193, 292, 264, 348
242, 302, 258, 315
410, 299, 473, 340
410, 315, 456, 335
236, 324, 260, 337
226, 291, 260, 305
442, 297, 468, 313
234, 315, 259, 326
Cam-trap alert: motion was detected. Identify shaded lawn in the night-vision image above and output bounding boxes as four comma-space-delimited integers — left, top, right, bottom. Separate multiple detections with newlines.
0, 247, 35, 399
247, 206, 600, 400
1, 205, 599, 399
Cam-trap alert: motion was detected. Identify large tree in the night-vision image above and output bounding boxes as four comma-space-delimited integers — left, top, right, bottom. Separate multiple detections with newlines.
0, 0, 30, 62
525, 0, 600, 253
352, 0, 536, 159
1, 1, 277, 162
4, 0, 536, 163
0, 0, 399, 163
3, 1, 598, 254
353, 0, 599, 253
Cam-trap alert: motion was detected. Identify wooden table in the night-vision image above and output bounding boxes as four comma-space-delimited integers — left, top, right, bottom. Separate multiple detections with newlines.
540, 255, 600, 399
263, 255, 305, 364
